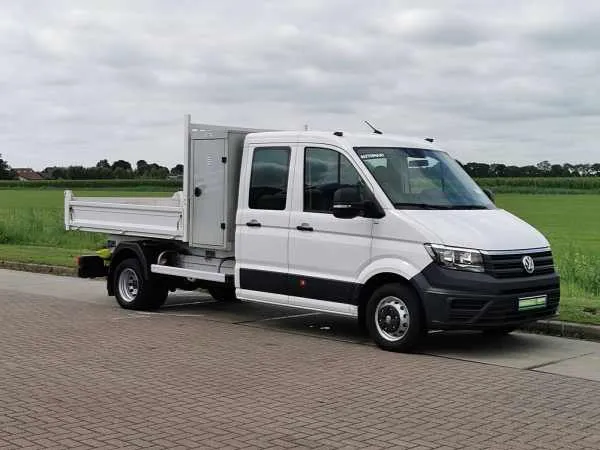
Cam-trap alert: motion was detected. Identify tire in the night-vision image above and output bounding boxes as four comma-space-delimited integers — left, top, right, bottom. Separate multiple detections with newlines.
366, 283, 424, 352
208, 286, 238, 302
113, 258, 168, 310
482, 326, 517, 336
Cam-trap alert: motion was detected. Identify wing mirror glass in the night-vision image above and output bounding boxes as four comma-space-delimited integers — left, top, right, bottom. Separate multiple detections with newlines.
333, 187, 384, 219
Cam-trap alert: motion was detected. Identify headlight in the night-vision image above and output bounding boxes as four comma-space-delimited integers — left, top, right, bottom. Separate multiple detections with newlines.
424, 244, 484, 273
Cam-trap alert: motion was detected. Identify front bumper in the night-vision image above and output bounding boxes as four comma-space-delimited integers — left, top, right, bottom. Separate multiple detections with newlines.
412, 263, 560, 330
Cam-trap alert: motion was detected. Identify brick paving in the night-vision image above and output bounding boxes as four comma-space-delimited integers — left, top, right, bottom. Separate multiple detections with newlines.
0, 287, 599, 449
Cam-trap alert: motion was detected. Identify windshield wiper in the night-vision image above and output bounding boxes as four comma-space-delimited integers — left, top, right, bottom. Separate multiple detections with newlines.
393, 202, 453, 210
450, 205, 490, 210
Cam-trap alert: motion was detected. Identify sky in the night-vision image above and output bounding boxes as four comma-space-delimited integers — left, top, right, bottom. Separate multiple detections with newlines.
1, 0, 599, 170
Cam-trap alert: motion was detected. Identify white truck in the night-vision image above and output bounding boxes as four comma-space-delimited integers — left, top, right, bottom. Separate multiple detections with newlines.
65, 115, 560, 352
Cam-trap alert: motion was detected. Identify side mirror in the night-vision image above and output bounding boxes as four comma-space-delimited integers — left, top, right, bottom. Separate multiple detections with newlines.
482, 188, 495, 203
333, 187, 362, 219
332, 187, 384, 219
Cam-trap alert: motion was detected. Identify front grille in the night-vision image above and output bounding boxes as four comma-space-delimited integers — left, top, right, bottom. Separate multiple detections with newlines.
484, 250, 555, 278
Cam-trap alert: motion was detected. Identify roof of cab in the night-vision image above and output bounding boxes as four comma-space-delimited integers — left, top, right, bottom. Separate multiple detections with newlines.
244, 130, 441, 151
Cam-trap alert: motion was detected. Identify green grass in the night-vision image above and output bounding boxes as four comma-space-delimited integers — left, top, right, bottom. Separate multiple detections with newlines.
477, 177, 600, 194
0, 189, 177, 209
555, 295, 600, 325
0, 245, 93, 267
0, 189, 598, 325
0, 190, 177, 251
495, 195, 600, 256
496, 194, 600, 325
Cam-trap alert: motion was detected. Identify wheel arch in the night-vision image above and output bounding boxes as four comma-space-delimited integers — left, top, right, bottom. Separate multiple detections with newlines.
356, 271, 427, 332
107, 241, 170, 296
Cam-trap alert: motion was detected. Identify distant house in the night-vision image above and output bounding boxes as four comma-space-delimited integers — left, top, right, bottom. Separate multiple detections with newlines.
14, 168, 44, 181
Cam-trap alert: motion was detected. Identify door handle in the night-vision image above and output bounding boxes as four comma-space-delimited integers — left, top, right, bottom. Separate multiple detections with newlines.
194, 187, 202, 197
296, 223, 314, 232
246, 220, 261, 227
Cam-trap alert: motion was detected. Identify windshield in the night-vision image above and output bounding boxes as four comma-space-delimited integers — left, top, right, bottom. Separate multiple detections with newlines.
355, 147, 494, 209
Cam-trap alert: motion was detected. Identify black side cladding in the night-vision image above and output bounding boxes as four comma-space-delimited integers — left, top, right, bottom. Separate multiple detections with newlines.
239, 269, 359, 304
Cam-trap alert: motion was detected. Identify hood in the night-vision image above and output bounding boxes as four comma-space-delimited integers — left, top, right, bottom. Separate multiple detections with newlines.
397, 208, 549, 251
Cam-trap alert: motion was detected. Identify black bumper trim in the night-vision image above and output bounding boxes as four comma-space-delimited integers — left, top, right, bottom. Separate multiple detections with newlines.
412, 263, 560, 329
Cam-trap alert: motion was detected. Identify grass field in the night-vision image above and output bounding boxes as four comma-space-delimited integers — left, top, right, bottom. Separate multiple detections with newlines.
0, 189, 598, 324
495, 194, 600, 325
0, 189, 177, 265
477, 177, 600, 194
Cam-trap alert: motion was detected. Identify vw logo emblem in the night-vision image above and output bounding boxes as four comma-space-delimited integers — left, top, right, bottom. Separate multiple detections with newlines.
522, 255, 535, 274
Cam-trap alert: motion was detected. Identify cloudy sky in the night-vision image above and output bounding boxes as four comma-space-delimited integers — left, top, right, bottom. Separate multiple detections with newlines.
1, 0, 599, 170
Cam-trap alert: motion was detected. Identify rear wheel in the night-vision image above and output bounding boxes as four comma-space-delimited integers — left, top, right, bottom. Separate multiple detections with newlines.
366, 283, 423, 352
114, 258, 167, 310
208, 286, 238, 302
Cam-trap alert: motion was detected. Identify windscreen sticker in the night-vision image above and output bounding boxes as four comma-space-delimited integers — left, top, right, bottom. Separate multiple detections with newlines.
359, 153, 385, 159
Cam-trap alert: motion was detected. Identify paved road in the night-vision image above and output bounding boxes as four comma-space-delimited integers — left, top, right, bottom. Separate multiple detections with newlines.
1, 269, 599, 449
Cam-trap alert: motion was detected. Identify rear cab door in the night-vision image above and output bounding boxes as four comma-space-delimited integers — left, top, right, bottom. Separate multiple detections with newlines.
235, 139, 296, 306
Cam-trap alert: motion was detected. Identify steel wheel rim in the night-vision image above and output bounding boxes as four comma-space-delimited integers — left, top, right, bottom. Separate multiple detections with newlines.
118, 268, 139, 303
375, 296, 410, 342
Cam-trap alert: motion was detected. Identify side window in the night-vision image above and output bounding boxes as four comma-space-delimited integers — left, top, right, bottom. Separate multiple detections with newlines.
249, 147, 290, 210
304, 147, 366, 213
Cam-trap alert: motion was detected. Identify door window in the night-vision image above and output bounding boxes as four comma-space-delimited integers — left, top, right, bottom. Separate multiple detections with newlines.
304, 147, 366, 213
249, 147, 291, 210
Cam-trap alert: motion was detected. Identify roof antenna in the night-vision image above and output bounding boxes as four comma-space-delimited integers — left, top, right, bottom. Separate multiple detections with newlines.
364, 120, 383, 135
424, 137, 435, 143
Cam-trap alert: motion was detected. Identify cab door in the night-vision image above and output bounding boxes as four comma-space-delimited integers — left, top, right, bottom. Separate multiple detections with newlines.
235, 144, 294, 306
287, 145, 374, 316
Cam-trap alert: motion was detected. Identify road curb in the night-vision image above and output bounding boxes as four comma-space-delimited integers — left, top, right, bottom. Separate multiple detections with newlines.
1, 261, 599, 342
0, 260, 77, 277
520, 320, 600, 342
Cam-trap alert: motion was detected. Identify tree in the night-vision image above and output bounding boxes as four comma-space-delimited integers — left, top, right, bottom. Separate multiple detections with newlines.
112, 160, 132, 172
170, 164, 184, 176
463, 163, 491, 178
563, 163, 579, 177
503, 165, 522, 177
113, 167, 133, 179
550, 164, 568, 177
66, 166, 87, 179
96, 159, 110, 169
52, 167, 68, 179
490, 164, 506, 177
520, 165, 541, 177
536, 161, 551, 174
0, 154, 16, 180
136, 160, 149, 176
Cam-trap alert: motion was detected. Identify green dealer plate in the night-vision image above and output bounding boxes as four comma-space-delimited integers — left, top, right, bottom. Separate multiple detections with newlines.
518, 295, 547, 311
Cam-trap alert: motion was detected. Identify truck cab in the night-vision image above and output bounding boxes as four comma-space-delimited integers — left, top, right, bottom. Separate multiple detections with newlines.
233, 130, 559, 350
66, 117, 560, 352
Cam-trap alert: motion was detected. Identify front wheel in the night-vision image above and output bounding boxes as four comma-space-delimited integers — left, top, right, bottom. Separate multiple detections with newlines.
114, 258, 168, 310
366, 283, 424, 352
